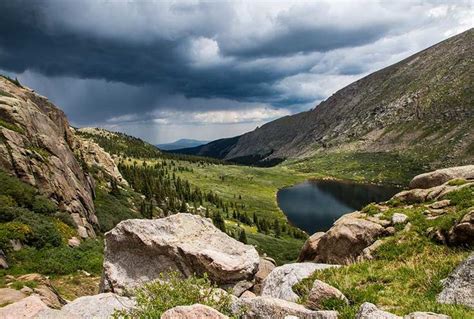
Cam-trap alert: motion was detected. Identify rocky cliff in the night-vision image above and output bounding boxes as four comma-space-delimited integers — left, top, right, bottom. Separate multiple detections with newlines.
176, 29, 473, 168
0, 76, 125, 237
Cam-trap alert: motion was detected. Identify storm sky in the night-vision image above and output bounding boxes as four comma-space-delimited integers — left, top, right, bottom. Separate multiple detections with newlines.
0, 1, 472, 143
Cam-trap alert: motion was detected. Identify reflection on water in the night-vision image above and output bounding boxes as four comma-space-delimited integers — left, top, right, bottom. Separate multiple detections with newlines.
277, 180, 400, 234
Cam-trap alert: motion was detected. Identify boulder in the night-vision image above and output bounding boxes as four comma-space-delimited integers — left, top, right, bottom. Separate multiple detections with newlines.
448, 210, 474, 246
392, 213, 408, 225
311, 218, 387, 264
241, 290, 257, 298
162, 304, 228, 319
429, 200, 451, 209
233, 296, 338, 319
62, 293, 135, 318
67, 237, 81, 248
437, 253, 474, 308
404, 312, 450, 319
307, 280, 348, 310
16, 273, 65, 309
0, 295, 48, 319
35, 308, 81, 319
253, 257, 276, 295
261, 263, 338, 302
101, 214, 260, 293
358, 239, 384, 261
0, 288, 26, 305
298, 232, 325, 262
232, 280, 255, 297
356, 302, 401, 319
409, 165, 474, 189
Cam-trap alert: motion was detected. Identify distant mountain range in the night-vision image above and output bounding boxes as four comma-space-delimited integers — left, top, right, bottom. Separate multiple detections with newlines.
157, 139, 209, 151
173, 29, 474, 168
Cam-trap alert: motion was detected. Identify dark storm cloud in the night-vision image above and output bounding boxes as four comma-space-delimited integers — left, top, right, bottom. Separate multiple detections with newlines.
0, 0, 471, 143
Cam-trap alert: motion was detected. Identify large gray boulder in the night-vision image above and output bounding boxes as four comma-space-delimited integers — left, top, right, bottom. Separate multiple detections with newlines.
101, 213, 260, 293
61, 293, 135, 318
162, 304, 228, 319
261, 263, 338, 302
233, 296, 338, 319
409, 165, 474, 189
437, 253, 474, 308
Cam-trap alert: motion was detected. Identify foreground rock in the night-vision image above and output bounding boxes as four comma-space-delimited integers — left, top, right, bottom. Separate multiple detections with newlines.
162, 304, 228, 319
0, 295, 48, 318
409, 165, 474, 189
0, 288, 26, 306
307, 280, 348, 310
101, 213, 260, 293
233, 296, 338, 319
298, 232, 325, 262
61, 293, 135, 318
437, 253, 474, 308
261, 263, 338, 302
252, 257, 276, 295
15, 273, 65, 309
356, 302, 450, 319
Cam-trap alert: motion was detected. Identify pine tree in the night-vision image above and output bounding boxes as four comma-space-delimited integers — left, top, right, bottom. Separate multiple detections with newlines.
238, 228, 247, 244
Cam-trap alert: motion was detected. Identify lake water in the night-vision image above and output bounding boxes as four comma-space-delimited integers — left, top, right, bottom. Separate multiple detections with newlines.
277, 180, 400, 234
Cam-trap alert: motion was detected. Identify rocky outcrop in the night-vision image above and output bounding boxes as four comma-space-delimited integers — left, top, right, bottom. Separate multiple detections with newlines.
72, 132, 128, 187
306, 280, 348, 310
162, 304, 228, 319
298, 232, 325, 262
0, 78, 98, 237
437, 253, 474, 308
409, 165, 474, 189
261, 263, 339, 302
311, 217, 387, 264
100, 213, 259, 293
0, 295, 49, 318
14, 273, 65, 309
392, 182, 473, 204
233, 296, 338, 319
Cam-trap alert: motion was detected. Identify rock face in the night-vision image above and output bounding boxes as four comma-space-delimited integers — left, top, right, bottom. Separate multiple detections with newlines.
233, 296, 338, 319
162, 304, 228, 319
62, 293, 135, 318
409, 165, 474, 189
298, 232, 325, 262
101, 213, 260, 293
311, 217, 387, 264
0, 295, 48, 318
261, 263, 338, 302
307, 280, 348, 310
73, 133, 128, 187
437, 253, 474, 308
0, 78, 98, 237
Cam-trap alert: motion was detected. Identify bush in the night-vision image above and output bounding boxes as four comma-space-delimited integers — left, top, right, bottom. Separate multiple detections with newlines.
13, 210, 62, 249
31, 196, 57, 215
115, 272, 233, 318
94, 187, 137, 232
6, 240, 103, 275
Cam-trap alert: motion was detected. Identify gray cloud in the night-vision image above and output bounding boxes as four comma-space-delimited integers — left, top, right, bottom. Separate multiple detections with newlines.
0, 0, 471, 143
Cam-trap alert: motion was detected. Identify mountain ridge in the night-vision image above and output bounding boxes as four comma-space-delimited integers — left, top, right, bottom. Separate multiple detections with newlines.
174, 29, 474, 169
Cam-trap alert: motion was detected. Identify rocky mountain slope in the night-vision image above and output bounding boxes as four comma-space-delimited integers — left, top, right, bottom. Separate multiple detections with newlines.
176, 29, 473, 168
0, 76, 125, 238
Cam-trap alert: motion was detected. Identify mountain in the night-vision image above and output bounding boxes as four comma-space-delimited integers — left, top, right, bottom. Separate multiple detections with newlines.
174, 29, 474, 169
0, 76, 127, 238
157, 139, 209, 151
